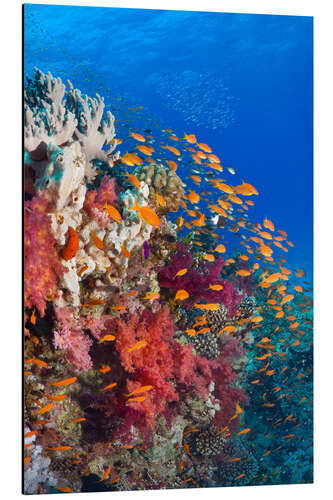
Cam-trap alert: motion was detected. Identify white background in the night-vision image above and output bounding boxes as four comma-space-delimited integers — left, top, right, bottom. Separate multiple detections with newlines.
1, 0, 332, 498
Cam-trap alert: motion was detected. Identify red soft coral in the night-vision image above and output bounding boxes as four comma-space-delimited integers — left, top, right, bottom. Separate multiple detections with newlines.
83, 176, 118, 227
24, 193, 66, 316
114, 307, 179, 431
90, 306, 248, 441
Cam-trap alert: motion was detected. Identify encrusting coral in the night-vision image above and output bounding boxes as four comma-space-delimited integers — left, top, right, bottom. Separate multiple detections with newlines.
134, 163, 185, 214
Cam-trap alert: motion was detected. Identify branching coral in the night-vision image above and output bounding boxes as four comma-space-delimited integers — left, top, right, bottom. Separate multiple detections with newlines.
67, 82, 117, 166
24, 68, 118, 183
24, 69, 77, 158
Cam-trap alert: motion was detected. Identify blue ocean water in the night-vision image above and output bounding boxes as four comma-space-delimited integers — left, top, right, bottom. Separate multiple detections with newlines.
24, 4, 313, 491
24, 3, 313, 280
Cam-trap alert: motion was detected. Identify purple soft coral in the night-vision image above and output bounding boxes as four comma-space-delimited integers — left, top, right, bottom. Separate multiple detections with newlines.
158, 241, 242, 316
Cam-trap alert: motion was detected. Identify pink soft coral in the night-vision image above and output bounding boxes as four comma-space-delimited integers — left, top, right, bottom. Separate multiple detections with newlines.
158, 242, 243, 316
53, 325, 93, 371
53, 307, 93, 371
24, 193, 66, 316
83, 176, 118, 227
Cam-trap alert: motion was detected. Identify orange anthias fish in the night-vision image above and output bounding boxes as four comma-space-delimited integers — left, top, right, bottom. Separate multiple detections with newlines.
236, 270, 251, 277
167, 160, 178, 172
214, 244, 226, 253
185, 329, 196, 337
197, 142, 212, 153
97, 466, 112, 483
44, 394, 68, 402
251, 316, 263, 323
51, 377, 78, 387
129, 201, 160, 228
263, 218, 275, 231
25, 358, 48, 367
165, 145, 181, 156
209, 284, 223, 291
238, 428, 251, 435
98, 365, 111, 373
91, 231, 104, 250
184, 133, 197, 144
156, 193, 166, 207
174, 290, 189, 301
136, 144, 154, 156
235, 402, 243, 414
77, 265, 88, 276
194, 303, 220, 311
212, 182, 234, 194
120, 152, 143, 166
36, 402, 54, 415
175, 268, 188, 277
101, 382, 117, 391
281, 294, 294, 306
184, 442, 192, 457
48, 446, 72, 451
30, 309, 36, 325
104, 202, 122, 222
62, 226, 79, 261
234, 182, 259, 196
203, 253, 215, 262
130, 132, 145, 142
98, 334, 116, 344
121, 245, 131, 259
221, 325, 236, 333
143, 292, 160, 300
125, 173, 141, 189
24, 430, 37, 438
187, 190, 200, 204
127, 340, 148, 353
80, 298, 105, 308
127, 395, 147, 403
126, 385, 153, 397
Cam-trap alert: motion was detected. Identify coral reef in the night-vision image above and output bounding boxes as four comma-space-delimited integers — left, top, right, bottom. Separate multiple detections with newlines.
237, 295, 256, 319
158, 241, 243, 316
193, 427, 225, 457
134, 163, 185, 214
24, 66, 312, 493
205, 304, 228, 333
192, 331, 220, 359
